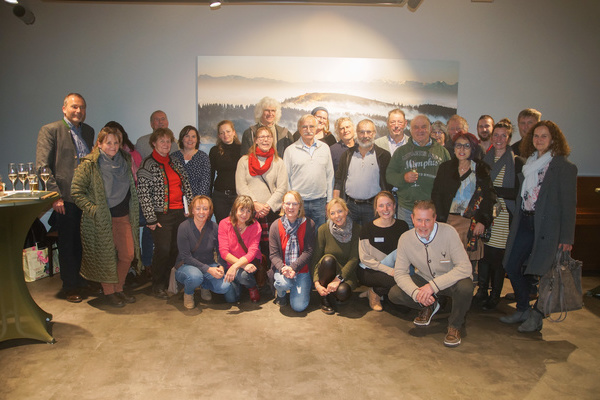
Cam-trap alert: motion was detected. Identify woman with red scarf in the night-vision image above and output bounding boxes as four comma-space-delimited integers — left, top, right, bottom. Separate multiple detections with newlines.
235, 126, 288, 287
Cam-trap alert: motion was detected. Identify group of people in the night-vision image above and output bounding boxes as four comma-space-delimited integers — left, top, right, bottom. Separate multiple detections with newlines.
35, 93, 577, 348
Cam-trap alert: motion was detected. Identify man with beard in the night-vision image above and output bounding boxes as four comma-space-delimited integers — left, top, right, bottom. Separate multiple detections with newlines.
477, 114, 494, 153
374, 109, 409, 156
334, 119, 391, 226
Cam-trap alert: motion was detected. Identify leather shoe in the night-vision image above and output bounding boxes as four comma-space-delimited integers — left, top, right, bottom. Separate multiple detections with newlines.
320, 295, 335, 315
116, 291, 136, 304
367, 288, 383, 312
106, 293, 125, 308
152, 287, 169, 300
517, 309, 543, 332
65, 291, 82, 303
500, 308, 531, 324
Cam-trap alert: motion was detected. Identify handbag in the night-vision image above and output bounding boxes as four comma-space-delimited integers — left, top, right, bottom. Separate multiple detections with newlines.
538, 250, 583, 322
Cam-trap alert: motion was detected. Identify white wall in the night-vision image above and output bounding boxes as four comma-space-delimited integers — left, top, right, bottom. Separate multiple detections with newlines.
1, 0, 598, 175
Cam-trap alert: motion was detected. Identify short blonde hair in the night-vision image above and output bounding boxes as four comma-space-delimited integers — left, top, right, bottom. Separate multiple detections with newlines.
326, 198, 349, 220
279, 191, 305, 218
190, 195, 213, 219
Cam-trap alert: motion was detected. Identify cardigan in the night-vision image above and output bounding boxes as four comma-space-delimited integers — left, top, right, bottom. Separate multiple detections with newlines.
218, 217, 262, 268
172, 149, 211, 197
269, 217, 316, 275
394, 223, 472, 301
359, 219, 409, 275
312, 222, 361, 289
175, 219, 219, 273
235, 155, 288, 212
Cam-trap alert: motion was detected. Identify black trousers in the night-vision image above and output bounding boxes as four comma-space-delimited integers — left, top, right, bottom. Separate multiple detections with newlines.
357, 266, 396, 297
478, 244, 506, 298
150, 209, 185, 289
57, 202, 86, 291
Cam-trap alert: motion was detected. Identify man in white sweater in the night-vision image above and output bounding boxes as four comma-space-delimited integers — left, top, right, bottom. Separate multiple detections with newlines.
388, 200, 473, 347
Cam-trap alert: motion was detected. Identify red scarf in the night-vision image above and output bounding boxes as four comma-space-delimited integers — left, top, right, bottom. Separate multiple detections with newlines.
248, 147, 274, 176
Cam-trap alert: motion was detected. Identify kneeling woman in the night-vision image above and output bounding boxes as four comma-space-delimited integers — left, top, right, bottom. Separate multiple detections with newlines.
269, 191, 316, 312
218, 195, 262, 303
175, 195, 233, 309
313, 198, 360, 314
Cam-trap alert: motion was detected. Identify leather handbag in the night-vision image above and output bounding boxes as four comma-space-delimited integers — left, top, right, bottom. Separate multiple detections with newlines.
538, 250, 583, 322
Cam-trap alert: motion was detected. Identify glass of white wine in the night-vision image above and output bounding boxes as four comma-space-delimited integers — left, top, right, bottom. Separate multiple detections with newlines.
27, 162, 37, 191
8, 163, 18, 191
17, 163, 28, 191
40, 166, 51, 191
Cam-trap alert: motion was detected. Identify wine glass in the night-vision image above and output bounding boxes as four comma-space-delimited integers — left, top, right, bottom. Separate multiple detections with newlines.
18, 163, 28, 191
8, 163, 18, 191
27, 162, 36, 191
40, 166, 51, 191
411, 168, 419, 187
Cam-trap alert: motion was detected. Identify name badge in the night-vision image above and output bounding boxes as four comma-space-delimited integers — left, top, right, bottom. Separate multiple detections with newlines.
374, 237, 384, 243
440, 259, 450, 264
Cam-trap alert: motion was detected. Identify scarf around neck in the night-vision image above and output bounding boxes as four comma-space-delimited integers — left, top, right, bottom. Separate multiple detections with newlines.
98, 149, 130, 208
248, 147, 274, 176
282, 215, 304, 266
521, 151, 552, 200
484, 146, 516, 213
329, 217, 353, 243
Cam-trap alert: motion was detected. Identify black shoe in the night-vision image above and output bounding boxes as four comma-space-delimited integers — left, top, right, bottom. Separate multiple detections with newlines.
274, 295, 287, 307
84, 284, 104, 297
472, 288, 488, 305
321, 295, 335, 315
106, 293, 125, 308
152, 287, 169, 300
116, 291, 136, 304
482, 297, 500, 311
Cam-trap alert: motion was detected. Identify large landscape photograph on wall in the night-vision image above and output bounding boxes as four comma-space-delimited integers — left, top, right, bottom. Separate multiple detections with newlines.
197, 56, 459, 143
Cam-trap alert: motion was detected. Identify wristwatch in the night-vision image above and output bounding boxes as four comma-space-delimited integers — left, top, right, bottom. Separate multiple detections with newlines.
336, 274, 344, 283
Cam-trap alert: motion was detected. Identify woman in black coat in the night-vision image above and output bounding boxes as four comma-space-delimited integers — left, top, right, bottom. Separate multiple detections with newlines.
431, 132, 496, 270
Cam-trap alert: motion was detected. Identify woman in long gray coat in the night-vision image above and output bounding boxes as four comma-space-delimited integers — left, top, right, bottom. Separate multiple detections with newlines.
500, 120, 577, 332
72, 126, 141, 308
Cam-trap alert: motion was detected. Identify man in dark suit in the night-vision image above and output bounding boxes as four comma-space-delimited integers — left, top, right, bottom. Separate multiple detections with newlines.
36, 93, 95, 302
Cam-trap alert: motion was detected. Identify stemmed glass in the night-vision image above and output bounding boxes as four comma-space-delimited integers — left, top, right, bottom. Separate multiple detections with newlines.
27, 162, 37, 191
8, 163, 18, 191
17, 163, 28, 191
40, 166, 51, 191
411, 168, 419, 187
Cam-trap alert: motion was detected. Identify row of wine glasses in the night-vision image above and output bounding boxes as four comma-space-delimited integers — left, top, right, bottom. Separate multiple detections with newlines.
7, 163, 51, 191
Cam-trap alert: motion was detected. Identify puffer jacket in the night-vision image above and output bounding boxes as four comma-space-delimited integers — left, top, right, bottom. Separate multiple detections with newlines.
71, 148, 141, 283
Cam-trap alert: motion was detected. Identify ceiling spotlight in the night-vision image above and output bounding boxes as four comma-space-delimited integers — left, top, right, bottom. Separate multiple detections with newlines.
4, 0, 19, 4
209, 1, 221, 9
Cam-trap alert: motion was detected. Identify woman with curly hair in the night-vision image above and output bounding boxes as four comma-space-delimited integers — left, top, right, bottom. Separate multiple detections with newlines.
500, 121, 577, 332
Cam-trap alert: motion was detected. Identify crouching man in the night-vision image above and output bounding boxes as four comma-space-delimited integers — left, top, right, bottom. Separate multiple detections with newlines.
388, 200, 472, 347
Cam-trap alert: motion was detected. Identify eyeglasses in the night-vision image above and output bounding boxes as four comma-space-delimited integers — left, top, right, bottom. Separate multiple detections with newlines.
256, 135, 273, 141
454, 143, 471, 150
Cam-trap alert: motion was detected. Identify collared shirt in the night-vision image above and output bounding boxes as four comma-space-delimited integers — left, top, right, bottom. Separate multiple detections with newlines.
64, 117, 90, 161
345, 147, 381, 200
283, 138, 334, 201
388, 134, 409, 156
330, 140, 353, 172
416, 222, 438, 244
412, 138, 432, 147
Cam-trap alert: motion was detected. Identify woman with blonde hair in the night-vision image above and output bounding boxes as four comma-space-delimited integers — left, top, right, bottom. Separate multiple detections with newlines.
312, 198, 361, 314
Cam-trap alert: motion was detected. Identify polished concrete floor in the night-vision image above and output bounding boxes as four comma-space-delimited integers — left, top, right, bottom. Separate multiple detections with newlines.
1, 275, 600, 400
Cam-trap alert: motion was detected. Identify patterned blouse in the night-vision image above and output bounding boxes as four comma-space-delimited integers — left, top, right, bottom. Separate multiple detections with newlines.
172, 150, 211, 197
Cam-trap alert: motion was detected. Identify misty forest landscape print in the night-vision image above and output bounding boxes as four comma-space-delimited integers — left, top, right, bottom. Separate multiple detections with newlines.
197, 56, 459, 143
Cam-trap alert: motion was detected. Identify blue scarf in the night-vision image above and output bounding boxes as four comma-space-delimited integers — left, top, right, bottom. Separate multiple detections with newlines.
282, 216, 303, 266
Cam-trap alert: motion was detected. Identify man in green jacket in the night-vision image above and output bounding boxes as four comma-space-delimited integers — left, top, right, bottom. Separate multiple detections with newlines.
386, 114, 450, 228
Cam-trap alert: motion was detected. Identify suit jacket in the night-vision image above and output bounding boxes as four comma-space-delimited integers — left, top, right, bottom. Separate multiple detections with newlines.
36, 119, 95, 203
503, 155, 577, 276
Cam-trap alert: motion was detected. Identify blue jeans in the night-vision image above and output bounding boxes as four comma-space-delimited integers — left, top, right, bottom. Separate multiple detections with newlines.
175, 263, 232, 296
304, 198, 327, 229
274, 271, 312, 312
224, 268, 258, 303
347, 199, 375, 227
396, 206, 414, 229
139, 207, 154, 267
504, 213, 535, 312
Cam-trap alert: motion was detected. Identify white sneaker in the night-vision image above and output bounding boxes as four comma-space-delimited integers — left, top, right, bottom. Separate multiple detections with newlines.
183, 293, 195, 309
200, 288, 212, 301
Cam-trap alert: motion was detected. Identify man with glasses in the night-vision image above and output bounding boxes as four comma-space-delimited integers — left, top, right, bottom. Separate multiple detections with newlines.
283, 114, 334, 228
333, 119, 391, 226
386, 115, 450, 228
